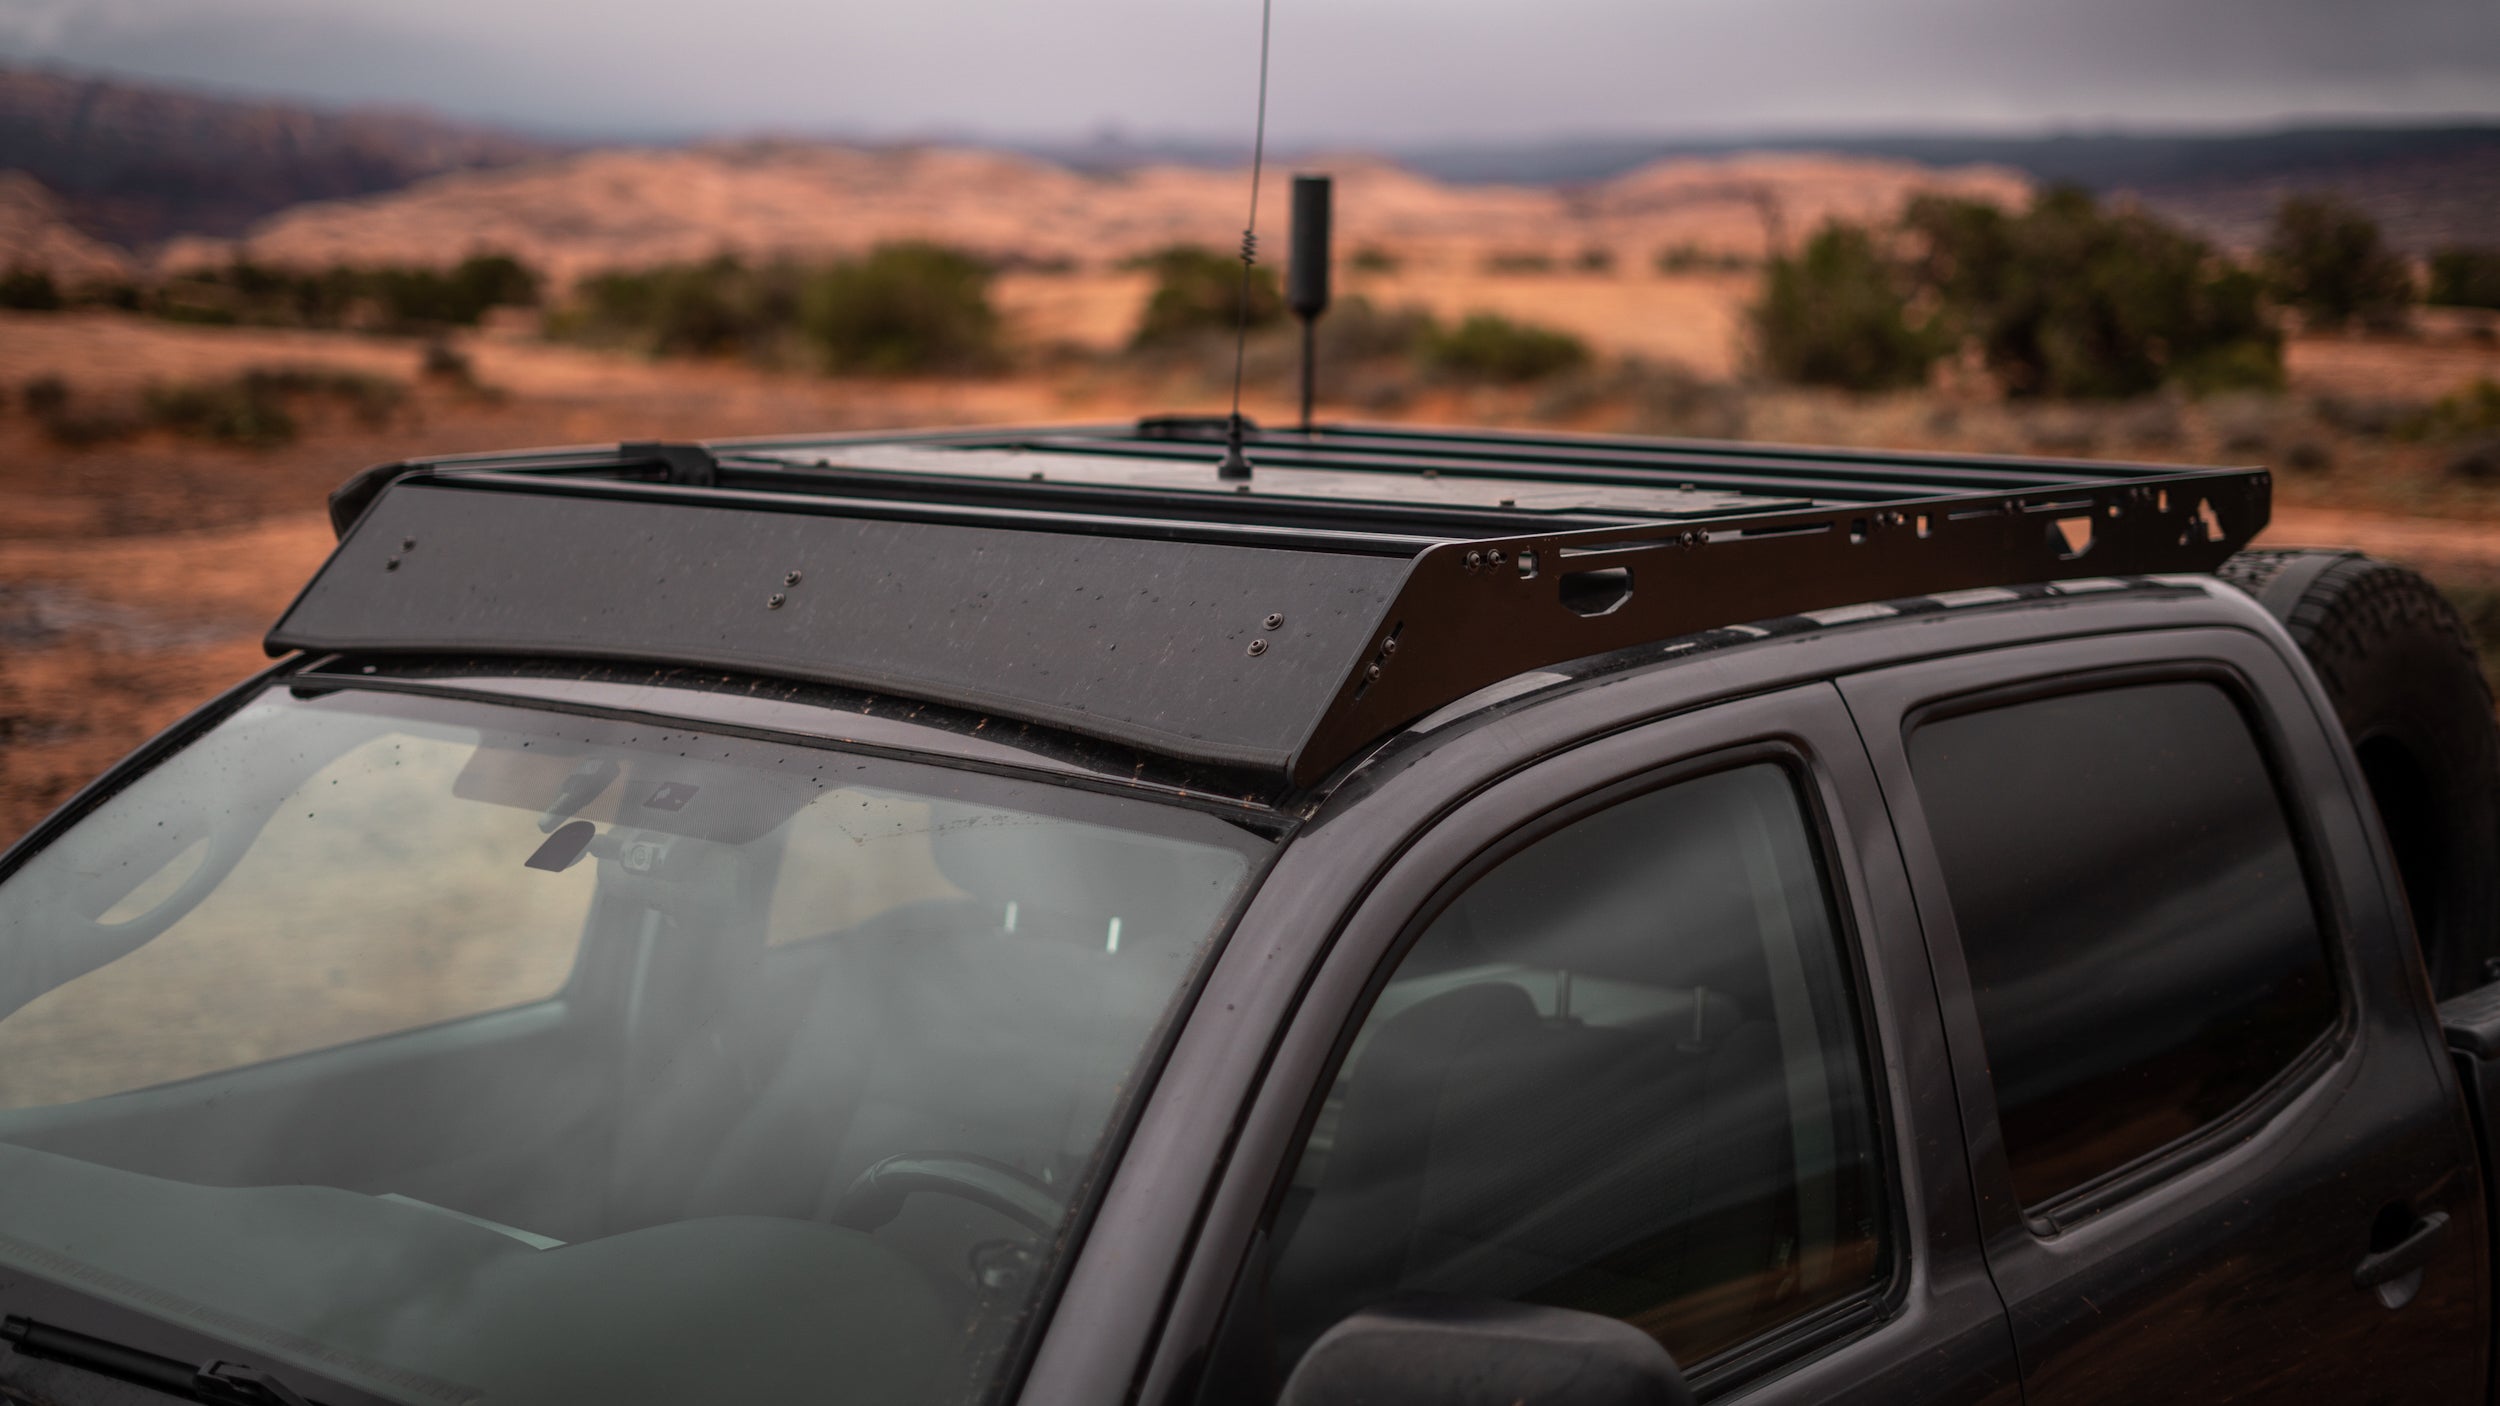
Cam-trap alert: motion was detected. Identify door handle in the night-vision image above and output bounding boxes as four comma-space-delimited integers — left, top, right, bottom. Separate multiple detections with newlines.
2355, 1210, 2450, 1290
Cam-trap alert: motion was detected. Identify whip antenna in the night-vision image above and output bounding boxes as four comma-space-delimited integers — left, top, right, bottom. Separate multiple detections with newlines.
1216, 0, 1274, 482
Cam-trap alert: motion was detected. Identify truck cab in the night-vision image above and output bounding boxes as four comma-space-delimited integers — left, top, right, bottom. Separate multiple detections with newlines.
0, 423, 2490, 1406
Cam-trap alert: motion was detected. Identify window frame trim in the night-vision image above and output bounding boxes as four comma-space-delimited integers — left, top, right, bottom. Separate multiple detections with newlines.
1843, 637, 2369, 1240
1146, 686, 1951, 1406
1260, 740, 1907, 1388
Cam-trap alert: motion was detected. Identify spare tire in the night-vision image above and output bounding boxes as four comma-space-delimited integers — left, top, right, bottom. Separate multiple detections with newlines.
2220, 550, 2500, 997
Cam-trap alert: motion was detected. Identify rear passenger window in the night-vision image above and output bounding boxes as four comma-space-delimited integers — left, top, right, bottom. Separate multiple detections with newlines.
1256, 763, 1889, 1381
1908, 681, 2335, 1209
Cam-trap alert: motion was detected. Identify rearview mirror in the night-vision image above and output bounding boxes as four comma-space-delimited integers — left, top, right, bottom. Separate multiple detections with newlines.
1279, 1297, 1695, 1406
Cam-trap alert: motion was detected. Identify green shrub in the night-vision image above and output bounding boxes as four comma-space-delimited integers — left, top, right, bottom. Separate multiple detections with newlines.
143, 254, 540, 334
450, 254, 540, 311
72, 280, 145, 312
2264, 195, 2414, 330
1573, 247, 1616, 274
22, 375, 68, 418
802, 242, 999, 374
1129, 244, 1282, 348
146, 378, 298, 448
152, 282, 244, 325
2406, 378, 2500, 440
2428, 248, 2500, 311
0, 267, 62, 311
549, 244, 996, 374
141, 368, 405, 448
1656, 244, 1749, 275
1316, 296, 1439, 364
20, 374, 147, 446
2449, 440, 2500, 483
2171, 328, 2287, 396
566, 257, 802, 360
1421, 312, 1589, 383
359, 255, 540, 329
1349, 245, 1401, 274
39, 405, 146, 446
1906, 188, 2280, 399
1482, 250, 1557, 275
1751, 221, 1941, 392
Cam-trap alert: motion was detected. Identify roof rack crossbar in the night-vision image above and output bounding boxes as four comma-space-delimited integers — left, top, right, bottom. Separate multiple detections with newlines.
1001, 436, 2072, 504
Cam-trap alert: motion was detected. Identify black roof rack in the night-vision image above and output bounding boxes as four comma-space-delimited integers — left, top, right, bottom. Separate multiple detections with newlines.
274, 420, 2269, 786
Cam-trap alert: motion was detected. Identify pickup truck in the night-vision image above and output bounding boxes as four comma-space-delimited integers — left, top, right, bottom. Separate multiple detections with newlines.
0, 420, 2494, 1406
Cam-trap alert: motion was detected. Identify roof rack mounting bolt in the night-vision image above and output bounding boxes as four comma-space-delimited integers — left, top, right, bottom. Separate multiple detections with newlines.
1263, 613, 1285, 629
785, 569, 804, 586
1247, 639, 1268, 657
768, 593, 787, 610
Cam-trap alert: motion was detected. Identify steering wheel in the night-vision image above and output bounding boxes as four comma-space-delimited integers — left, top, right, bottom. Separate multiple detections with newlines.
828, 1153, 1064, 1235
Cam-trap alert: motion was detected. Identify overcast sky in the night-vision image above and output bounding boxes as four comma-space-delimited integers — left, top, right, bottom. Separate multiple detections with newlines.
3, 0, 2496, 143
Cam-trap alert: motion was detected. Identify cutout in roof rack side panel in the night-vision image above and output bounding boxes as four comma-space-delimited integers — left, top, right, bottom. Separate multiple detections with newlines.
269, 484, 1409, 773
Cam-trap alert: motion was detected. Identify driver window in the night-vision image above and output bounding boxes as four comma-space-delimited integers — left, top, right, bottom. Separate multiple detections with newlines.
0, 730, 595, 1110
1248, 762, 1890, 1389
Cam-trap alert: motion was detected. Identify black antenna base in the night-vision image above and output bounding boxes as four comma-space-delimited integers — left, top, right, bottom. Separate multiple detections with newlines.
1217, 415, 1254, 480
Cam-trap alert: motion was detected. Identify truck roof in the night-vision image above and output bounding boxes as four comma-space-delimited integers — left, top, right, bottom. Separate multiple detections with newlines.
276, 418, 2270, 788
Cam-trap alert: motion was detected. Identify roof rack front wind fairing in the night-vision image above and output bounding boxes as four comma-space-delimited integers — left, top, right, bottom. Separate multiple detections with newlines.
275, 420, 2269, 787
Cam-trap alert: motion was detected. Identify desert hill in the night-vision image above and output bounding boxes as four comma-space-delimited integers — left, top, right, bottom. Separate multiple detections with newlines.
0, 65, 558, 247
1401, 125, 2500, 253
2132, 142, 2500, 255
0, 171, 131, 283
161, 143, 2027, 282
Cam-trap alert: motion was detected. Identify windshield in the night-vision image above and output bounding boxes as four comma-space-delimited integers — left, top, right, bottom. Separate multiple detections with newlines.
0, 685, 1264, 1406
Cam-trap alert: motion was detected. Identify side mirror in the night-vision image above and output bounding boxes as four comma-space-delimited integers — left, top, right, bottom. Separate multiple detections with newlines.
1279, 1297, 1696, 1406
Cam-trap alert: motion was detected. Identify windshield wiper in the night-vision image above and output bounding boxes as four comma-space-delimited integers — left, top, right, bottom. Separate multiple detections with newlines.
2, 1315, 318, 1406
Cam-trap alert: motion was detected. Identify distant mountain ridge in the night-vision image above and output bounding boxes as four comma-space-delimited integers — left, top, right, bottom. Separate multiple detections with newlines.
0, 65, 561, 247
0, 62, 2491, 265
1386, 125, 2500, 190
1055, 125, 2500, 251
